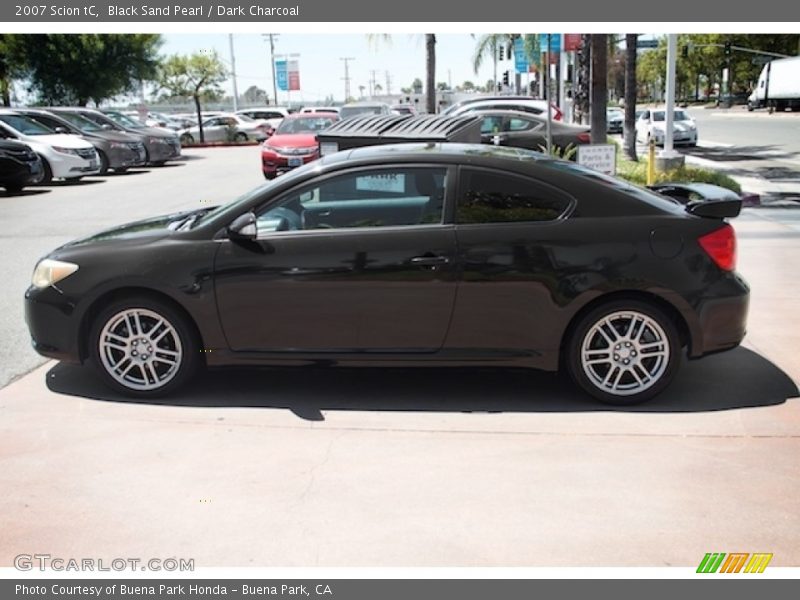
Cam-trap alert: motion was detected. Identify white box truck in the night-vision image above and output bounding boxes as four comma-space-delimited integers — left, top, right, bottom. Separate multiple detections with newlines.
747, 56, 800, 112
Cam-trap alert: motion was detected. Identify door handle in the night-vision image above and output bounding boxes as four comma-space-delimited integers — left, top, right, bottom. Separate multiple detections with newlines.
410, 255, 449, 267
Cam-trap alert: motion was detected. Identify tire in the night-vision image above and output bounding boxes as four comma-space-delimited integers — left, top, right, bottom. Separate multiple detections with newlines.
234, 132, 248, 142
263, 171, 276, 180
3, 182, 24, 193
180, 134, 194, 145
566, 300, 681, 405
89, 296, 200, 397
97, 150, 109, 175
64, 177, 83, 183
34, 156, 52, 184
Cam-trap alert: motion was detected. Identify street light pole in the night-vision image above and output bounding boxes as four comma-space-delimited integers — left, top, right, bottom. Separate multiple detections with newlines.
663, 34, 677, 155
264, 34, 279, 106
228, 34, 239, 112
340, 57, 355, 103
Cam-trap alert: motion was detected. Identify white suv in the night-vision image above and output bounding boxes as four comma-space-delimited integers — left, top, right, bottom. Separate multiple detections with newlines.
0, 110, 100, 183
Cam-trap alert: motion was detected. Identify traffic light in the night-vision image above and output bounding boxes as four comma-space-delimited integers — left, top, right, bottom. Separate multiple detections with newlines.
502, 71, 510, 86
498, 45, 504, 61
506, 43, 512, 60
724, 41, 732, 56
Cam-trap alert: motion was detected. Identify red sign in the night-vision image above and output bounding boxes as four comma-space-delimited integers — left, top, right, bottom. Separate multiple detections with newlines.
288, 59, 300, 91
563, 34, 582, 52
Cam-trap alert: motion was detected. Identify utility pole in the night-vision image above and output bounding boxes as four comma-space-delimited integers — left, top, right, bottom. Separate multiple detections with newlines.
263, 34, 279, 106
385, 71, 393, 96
228, 34, 239, 111
369, 69, 377, 98
340, 57, 355, 103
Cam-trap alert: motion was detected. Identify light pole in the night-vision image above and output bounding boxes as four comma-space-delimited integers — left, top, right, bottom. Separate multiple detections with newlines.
228, 34, 239, 112
263, 33, 279, 106
340, 57, 355, 103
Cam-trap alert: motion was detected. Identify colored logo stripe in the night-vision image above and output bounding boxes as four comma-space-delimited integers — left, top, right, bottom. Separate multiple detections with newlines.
697, 552, 772, 573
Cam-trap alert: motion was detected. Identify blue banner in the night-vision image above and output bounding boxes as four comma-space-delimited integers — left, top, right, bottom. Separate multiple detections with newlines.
513, 38, 528, 73
275, 59, 288, 91
540, 33, 561, 53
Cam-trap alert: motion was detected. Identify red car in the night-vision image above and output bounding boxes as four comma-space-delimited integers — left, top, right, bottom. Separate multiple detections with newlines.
261, 113, 340, 179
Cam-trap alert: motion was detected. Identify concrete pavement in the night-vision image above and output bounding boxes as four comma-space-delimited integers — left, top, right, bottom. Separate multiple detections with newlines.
1, 209, 798, 567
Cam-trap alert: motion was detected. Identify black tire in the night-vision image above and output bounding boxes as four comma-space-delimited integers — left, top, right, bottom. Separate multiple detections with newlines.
263, 171, 276, 180
64, 177, 83, 183
114, 167, 128, 174
3, 182, 24, 193
97, 150, 109, 175
88, 296, 200, 398
35, 156, 52, 184
180, 134, 194, 145
566, 299, 681, 405
234, 132, 248, 142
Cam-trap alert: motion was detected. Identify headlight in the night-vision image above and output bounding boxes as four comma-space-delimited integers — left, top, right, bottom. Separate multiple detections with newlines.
148, 137, 168, 145
52, 146, 79, 156
109, 142, 129, 150
32, 259, 79, 289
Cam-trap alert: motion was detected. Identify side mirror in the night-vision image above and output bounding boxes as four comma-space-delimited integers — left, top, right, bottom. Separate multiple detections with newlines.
227, 212, 257, 240
54, 127, 68, 134
101, 124, 113, 130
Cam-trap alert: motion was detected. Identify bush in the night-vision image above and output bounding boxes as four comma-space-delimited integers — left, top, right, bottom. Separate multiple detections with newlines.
616, 157, 741, 195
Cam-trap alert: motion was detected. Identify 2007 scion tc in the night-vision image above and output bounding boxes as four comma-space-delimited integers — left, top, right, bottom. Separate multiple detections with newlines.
25, 143, 749, 404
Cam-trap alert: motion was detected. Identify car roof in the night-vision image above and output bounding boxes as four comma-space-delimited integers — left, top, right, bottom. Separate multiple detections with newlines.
282, 112, 340, 121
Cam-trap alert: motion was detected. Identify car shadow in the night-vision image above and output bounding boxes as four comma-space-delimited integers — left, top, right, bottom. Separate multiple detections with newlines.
0, 188, 51, 197
34, 178, 105, 187
45, 347, 798, 421
109, 169, 152, 176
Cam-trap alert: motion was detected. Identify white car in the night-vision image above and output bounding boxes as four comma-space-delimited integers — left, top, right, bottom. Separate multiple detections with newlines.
635, 108, 698, 147
300, 106, 340, 115
0, 110, 100, 183
235, 107, 290, 132
441, 97, 563, 121
178, 113, 271, 144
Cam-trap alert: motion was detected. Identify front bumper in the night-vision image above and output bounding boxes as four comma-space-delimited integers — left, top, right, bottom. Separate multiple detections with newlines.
24, 285, 83, 364
261, 151, 319, 177
48, 151, 101, 179
145, 138, 182, 164
107, 143, 147, 169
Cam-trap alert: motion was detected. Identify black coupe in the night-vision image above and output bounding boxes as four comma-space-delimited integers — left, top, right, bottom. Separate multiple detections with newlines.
25, 144, 749, 404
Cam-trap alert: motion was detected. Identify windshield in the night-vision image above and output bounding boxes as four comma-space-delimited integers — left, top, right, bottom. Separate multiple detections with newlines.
339, 105, 384, 119
275, 116, 337, 135
653, 110, 690, 122
237, 114, 253, 122
0, 114, 55, 135
57, 111, 102, 132
104, 111, 146, 129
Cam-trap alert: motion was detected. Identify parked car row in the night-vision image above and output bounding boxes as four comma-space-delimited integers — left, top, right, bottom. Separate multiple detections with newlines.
0, 106, 182, 193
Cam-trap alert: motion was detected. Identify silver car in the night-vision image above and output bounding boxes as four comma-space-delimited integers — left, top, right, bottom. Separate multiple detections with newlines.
179, 114, 270, 144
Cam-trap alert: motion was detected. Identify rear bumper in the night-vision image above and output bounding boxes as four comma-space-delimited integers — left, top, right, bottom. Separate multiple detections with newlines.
688, 274, 750, 358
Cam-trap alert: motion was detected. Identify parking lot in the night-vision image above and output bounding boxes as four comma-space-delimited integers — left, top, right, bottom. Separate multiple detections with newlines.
1, 147, 799, 567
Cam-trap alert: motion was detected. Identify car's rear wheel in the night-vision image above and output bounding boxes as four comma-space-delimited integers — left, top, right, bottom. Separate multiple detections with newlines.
567, 300, 680, 405
234, 132, 248, 142
33, 156, 52, 184
97, 150, 109, 175
180, 134, 194, 145
89, 297, 199, 397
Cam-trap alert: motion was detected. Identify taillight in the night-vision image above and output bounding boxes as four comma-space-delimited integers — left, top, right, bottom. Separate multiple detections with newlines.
698, 224, 736, 271
552, 104, 563, 121
577, 132, 591, 143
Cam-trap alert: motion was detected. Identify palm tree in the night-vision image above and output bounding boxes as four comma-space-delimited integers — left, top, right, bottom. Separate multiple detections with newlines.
425, 34, 436, 114
472, 34, 539, 95
624, 34, 638, 161
590, 34, 608, 143
367, 34, 437, 114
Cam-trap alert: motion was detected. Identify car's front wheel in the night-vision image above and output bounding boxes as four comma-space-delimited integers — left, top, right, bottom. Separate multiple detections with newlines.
567, 300, 680, 405
89, 297, 199, 397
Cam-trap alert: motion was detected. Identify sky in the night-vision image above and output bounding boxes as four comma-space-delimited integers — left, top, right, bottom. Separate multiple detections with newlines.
158, 34, 502, 104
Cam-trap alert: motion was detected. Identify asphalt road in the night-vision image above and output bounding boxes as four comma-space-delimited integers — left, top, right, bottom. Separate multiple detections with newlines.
0, 147, 265, 389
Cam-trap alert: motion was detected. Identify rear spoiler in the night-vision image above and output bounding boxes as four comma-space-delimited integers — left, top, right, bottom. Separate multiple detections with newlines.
685, 199, 741, 219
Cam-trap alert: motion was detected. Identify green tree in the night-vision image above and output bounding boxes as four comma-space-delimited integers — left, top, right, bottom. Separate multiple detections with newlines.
8, 34, 161, 105
242, 85, 266, 105
157, 51, 228, 143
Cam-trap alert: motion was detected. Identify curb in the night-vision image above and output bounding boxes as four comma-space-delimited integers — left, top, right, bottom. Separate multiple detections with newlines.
180, 141, 261, 149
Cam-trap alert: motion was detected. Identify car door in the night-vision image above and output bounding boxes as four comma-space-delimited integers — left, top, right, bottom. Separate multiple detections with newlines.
202, 118, 225, 142
501, 115, 546, 151
446, 166, 575, 359
214, 164, 458, 353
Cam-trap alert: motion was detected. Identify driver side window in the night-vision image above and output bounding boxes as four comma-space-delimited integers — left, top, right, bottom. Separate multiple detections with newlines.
255, 167, 447, 234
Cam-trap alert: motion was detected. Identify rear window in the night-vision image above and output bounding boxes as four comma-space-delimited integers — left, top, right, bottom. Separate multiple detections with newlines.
458, 168, 573, 224
544, 161, 685, 214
